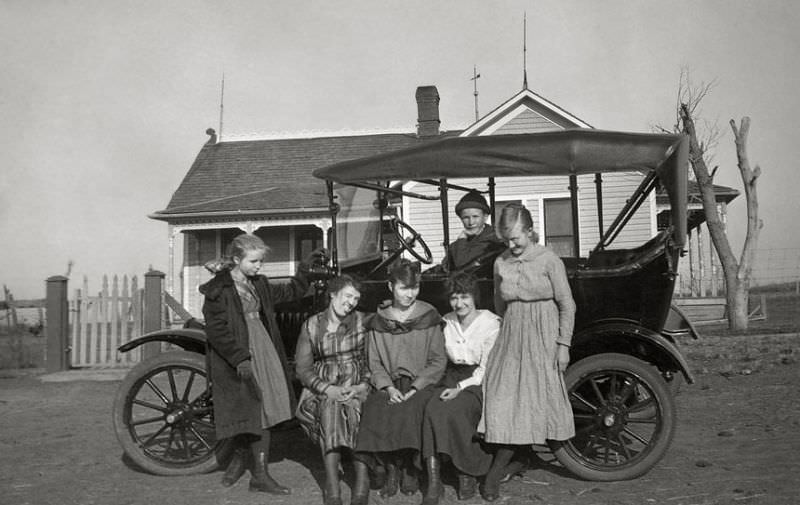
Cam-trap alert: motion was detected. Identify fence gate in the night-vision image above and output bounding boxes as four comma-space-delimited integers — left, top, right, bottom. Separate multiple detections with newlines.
70, 275, 143, 367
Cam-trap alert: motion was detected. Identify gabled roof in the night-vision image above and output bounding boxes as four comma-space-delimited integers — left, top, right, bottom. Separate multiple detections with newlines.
151, 131, 460, 221
460, 88, 593, 137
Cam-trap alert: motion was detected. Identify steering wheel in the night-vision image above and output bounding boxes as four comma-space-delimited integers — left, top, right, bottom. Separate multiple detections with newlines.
393, 219, 433, 264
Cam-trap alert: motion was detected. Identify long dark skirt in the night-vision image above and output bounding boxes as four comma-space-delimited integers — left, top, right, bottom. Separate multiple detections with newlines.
356, 378, 435, 455
421, 364, 493, 476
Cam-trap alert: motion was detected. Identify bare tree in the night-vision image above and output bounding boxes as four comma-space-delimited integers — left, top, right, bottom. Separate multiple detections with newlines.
674, 70, 763, 330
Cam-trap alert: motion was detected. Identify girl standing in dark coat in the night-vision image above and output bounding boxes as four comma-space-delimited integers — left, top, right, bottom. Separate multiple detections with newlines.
200, 233, 318, 494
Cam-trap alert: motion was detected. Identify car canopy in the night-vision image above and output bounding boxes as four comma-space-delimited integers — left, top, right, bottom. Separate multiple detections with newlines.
313, 129, 688, 247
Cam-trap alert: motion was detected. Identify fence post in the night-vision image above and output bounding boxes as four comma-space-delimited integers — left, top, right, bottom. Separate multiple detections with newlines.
46, 276, 70, 372
142, 270, 166, 360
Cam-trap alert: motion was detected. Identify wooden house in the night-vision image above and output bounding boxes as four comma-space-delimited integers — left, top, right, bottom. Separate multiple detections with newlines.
152, 85, 735, 317
149, 88, 457, 315
401, 87, 655, 262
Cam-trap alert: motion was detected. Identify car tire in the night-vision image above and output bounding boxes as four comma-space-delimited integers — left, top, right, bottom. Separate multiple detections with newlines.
549, 353, 677, 481
112, 351, 232, 476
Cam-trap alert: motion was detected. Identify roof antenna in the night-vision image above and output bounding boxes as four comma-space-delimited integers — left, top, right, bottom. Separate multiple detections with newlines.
523, 11, 528, 90
218, 71, 225, 142
470, 65, 481, 122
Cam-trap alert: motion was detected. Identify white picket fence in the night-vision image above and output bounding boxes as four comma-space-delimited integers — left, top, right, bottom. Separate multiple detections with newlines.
70, 275, 143, 367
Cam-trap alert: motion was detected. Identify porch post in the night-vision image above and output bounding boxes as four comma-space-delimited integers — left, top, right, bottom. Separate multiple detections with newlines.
45, 276, 70, 372
568, 174, 580, 257
167, 225, 175, 296
687, 228, 696, 296
697, 226, 706, 297
142, 270, 166, 360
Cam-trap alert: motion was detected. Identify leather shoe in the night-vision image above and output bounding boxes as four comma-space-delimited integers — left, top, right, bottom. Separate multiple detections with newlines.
350, 494, 369, 505
400, 466, 419, 495
378, 464, 398, 498
480, 482, 500, 502
457, 473, 477, 500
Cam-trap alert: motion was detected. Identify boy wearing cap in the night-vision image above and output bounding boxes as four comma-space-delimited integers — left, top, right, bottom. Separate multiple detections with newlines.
443, 191, 505, 273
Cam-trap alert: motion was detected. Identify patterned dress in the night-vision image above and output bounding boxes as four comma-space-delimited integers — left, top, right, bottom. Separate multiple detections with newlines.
295, 309, 370, 452
482, 244, 576, 444
233, 273, 293, 428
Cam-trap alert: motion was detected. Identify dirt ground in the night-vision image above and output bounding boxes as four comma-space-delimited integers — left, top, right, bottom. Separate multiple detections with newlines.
1, 333, 799, 505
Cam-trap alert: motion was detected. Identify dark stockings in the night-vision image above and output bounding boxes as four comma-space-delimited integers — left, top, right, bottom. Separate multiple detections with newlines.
323, 449, 342, 499
482, 445, 515, 501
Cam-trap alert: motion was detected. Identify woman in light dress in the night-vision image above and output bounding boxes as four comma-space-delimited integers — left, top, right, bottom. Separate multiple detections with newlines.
481, 203, 576, 501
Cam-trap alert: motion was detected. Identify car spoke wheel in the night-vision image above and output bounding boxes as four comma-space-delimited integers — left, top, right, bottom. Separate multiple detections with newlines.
113, 351, 232, 475
550, 353, 676, 481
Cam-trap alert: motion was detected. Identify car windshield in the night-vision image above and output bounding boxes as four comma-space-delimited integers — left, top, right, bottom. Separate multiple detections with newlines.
333, 184, 382, 266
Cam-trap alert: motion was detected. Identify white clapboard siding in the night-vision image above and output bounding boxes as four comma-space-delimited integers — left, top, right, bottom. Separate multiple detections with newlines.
404, 171, 654, 262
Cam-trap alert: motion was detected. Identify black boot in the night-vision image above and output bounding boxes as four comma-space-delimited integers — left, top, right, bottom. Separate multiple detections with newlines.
456, 472, 476, 500
350, 459, 370, 505
400, 462, 420, 495
378, 461, 399, 498
420, 455, 442, 505
322, 449, 343, 505
221, 446, 248, 487
249, 431, 291, 495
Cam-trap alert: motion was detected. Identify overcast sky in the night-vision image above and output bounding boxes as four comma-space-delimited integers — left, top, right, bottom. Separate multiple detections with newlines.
1, 0, 798, 298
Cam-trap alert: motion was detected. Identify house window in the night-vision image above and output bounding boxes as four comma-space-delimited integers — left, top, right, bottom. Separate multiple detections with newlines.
295, 226, 324, 263
493, 199, 522, 226
543, 197, 575, 257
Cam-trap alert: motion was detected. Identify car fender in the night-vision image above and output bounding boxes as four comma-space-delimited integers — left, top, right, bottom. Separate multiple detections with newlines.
572, 319, 694, 384
662, 302, 701, 340
117, 328, 207, 355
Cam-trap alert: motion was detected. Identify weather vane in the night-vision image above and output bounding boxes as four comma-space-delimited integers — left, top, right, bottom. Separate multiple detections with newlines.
471, 65, 481, 122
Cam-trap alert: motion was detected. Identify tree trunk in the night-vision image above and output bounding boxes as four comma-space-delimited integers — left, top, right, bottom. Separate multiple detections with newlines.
680, 105, 761, 331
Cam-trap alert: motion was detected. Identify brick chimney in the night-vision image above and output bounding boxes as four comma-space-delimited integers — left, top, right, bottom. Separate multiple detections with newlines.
416, 86, 440, 137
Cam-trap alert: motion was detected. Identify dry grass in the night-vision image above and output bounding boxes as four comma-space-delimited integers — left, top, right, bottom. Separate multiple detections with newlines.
681, 333, 799, 378
0, 326, 44, 369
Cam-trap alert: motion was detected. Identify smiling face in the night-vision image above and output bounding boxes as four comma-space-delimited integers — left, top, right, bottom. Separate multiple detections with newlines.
232, 248, 265, 277
504, 220, 534, 256
389, 280, 420, 310
449, 292, 476, 320
459, 208, 489, 237
329, 284, 361, 319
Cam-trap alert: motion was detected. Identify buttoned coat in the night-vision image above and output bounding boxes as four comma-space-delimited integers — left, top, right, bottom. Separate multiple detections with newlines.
200, 270, 308, 439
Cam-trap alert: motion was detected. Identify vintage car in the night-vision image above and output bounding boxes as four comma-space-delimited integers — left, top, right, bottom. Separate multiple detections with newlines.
113, 129, 696, 482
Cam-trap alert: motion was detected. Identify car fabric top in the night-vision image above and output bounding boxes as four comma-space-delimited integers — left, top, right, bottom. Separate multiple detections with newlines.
312, 128, 689, 249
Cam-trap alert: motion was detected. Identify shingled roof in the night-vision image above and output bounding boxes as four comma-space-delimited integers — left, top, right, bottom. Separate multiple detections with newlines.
150, 131, 458, 221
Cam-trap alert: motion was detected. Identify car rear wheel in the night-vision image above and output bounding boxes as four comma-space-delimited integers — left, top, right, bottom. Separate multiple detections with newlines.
550, 353, 676, 481
112, 351, 232, 475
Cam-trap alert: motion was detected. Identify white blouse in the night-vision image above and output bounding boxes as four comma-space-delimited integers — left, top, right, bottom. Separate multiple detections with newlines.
442, 309, 501, 390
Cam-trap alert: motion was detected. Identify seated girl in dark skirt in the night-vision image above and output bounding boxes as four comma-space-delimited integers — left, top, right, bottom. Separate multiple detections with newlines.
420, 272, 500, 504
355, 259, 447, 501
